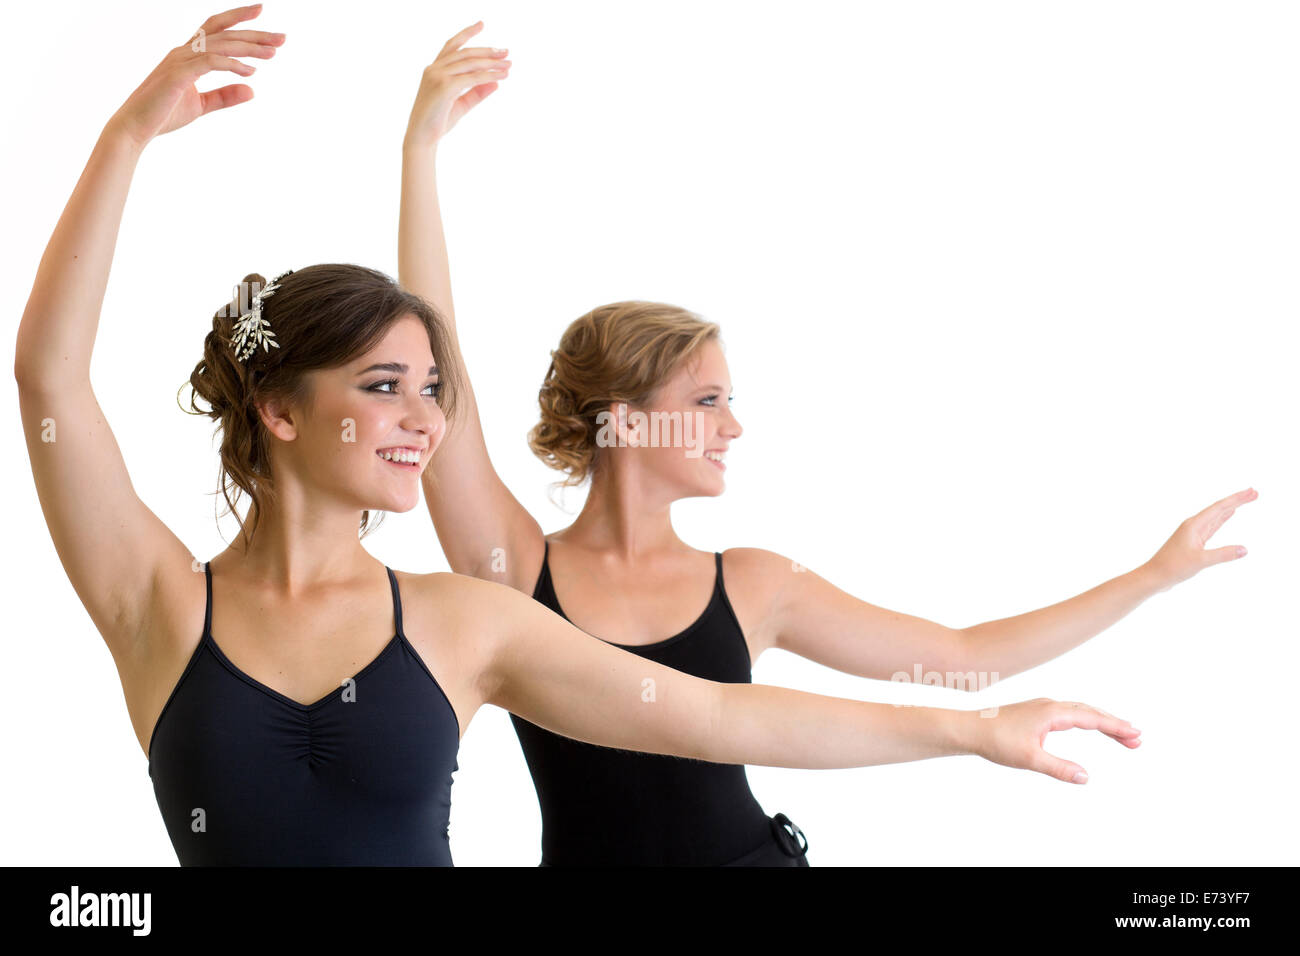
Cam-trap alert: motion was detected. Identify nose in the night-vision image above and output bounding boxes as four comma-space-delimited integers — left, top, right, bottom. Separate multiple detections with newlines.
720, 403, 742, 440
400, 388, 445, 450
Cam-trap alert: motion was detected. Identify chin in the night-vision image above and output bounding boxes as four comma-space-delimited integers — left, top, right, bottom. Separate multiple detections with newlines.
681, 475, 726, 499
697, 462, 728, 495
357, 487, 421, 514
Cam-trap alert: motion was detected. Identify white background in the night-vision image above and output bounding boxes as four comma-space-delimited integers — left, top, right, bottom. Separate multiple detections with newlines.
1, 0, 1294, 866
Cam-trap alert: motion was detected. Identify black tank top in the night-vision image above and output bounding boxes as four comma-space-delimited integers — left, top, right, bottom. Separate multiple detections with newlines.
509, 542, 775, 865
147, 562, 460, 866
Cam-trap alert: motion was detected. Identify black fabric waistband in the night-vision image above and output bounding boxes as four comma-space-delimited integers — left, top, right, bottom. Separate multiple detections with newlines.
538, 813, 810, 867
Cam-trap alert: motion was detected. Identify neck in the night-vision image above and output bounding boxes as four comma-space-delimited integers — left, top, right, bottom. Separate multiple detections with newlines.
216, 489, 375, 595
558, 457, 687, 562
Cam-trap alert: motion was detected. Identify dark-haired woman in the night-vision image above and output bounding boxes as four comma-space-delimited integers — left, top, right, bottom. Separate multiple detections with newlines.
15, 6, 1146, 866
401, 23, 1252, 866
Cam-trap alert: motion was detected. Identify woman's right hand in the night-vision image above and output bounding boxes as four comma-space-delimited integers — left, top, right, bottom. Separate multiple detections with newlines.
404, 20, 511, 150
971, 698, 1142, 784
109, 3, 284, 149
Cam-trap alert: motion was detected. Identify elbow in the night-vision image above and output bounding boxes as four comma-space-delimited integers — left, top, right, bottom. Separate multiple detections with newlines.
14, 321, 42, 387
14, 356, 42, 392
13, 348, 33, 388
947, 630, 1005, 692
946, 629, 978, 688
14, 345, 57, 391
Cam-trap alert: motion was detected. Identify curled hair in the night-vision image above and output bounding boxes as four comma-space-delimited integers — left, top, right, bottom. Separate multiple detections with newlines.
528, 300, 720, 487
179, 264, 465, 547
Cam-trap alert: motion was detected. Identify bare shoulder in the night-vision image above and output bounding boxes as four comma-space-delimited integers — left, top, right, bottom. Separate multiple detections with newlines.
720, 546, 809, 595
390, 569, 495, 644
718, 547, 804, 660
720, 546, 801, 577
389, 569, 544, 736
390, 568, 539, 665
397, 567, 536, 617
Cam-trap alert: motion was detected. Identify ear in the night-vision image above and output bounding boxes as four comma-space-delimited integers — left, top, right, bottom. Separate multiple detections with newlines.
605, 401, 627, 446
256, 394, 299, 443
605, 400, 648, 448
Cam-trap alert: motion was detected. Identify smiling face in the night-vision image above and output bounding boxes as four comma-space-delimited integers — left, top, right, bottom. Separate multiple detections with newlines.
262, 314, 445, 516
609, 337, 742, 499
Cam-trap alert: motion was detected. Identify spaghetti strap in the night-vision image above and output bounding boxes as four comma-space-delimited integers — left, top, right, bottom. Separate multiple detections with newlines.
203, 561, 213, 639
386, 566, 405, 639
532, 540, 552, 601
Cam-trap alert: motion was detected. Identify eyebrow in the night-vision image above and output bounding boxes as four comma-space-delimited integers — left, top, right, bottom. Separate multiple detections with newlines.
355, 362, 439, 377
694, 384, 732, 392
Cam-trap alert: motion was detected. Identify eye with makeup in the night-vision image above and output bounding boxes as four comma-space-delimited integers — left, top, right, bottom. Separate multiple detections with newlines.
699, 393, 735, 407
367, 378, 444, 399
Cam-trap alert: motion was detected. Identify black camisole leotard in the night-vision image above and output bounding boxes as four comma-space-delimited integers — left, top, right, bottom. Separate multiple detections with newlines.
509, 541, 809, 866
147, 562, 461, 866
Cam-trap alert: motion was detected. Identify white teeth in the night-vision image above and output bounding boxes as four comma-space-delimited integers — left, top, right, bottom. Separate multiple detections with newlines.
704, 451, 725, 462
380, 449, 419, 464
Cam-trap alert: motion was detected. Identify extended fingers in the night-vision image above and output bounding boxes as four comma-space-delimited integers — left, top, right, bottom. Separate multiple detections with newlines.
1035, 704, 1137, 783
436, 66, 510, 94
443, 46, 508, 62
1215, 487, 1258, 510
199, 3, 267, 37
212, 29, 286, 46
1087, 706, 1144, 746
1195, 487, 1258, 525
184, 52, 258, 78
1219, 487, 1258, 523
202, 37, 280, 59
444, 57, 511, 76
1051, 702, 1141, 740
1189, 487, 1256, 550
439, 20, 485, 56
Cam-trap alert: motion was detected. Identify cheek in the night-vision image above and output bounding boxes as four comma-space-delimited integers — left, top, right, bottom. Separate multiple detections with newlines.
314, 400, 389, 460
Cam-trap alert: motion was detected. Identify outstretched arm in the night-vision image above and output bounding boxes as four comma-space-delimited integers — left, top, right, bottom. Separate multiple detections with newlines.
727, 488, 1256, 686
398, 23, 543, 591
14, 5, 282, 657
462, 575, 1142, 785
954, 487, 1255, 677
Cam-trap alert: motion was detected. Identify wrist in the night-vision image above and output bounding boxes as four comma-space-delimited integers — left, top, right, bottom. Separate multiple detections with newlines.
402, 133, 440, 156
101, 113, 149, 158
935, 706, 980, 758
1132, 560, 1173, 595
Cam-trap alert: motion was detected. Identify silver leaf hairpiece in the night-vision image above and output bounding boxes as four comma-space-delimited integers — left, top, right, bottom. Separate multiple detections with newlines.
231, 270, 294, 363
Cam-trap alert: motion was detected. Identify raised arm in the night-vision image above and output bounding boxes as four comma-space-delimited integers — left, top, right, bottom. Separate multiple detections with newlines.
723, 488, 1256, 687
457, 574, 1142, 785
398, 23, 542, 590
14, 6, 283, 657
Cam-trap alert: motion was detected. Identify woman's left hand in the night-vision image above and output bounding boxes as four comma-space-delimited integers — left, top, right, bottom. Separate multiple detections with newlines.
405, 21, 510, 149
1143, 487, 1257, 591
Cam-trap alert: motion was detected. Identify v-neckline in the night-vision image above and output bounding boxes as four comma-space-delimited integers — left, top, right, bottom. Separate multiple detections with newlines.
204, 630, 403, 711
200, 560, 406, 711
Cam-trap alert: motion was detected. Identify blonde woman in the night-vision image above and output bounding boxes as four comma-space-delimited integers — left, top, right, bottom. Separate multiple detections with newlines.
402, 23, 1249, 865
